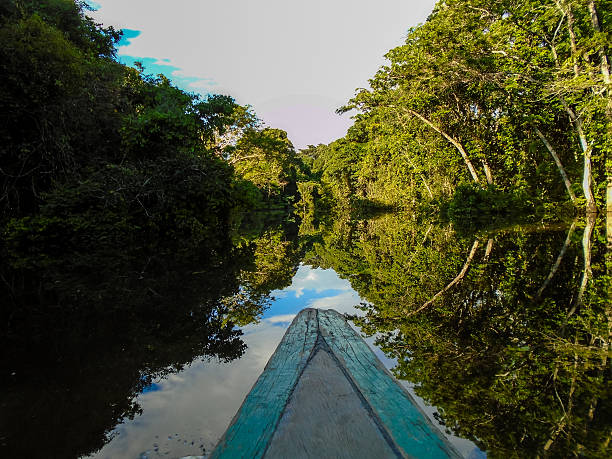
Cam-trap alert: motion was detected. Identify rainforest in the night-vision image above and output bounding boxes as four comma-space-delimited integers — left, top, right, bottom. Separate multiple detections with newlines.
1, 1, 610, 458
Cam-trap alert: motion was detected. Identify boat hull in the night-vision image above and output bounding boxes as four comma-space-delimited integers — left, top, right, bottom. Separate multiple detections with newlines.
210, 308, 461, 459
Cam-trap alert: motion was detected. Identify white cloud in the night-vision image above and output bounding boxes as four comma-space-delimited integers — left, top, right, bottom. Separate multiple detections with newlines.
89, 0, 436, 148
264, 313, 297, 324
277, 265, 353, 298
307, 290, 362, 315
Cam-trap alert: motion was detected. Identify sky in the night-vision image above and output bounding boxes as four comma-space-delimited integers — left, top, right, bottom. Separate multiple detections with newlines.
88, 0, 437, 149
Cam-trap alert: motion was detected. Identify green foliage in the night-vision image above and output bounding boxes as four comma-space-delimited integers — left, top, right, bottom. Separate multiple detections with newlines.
301, 211, 610, 458
0, 8, 124, 215
5, 153, 234, 269
228, 128, 301, 205
118, 71, 239, 160
230, 178, 265, 211
0, 0, 121, 58
311, 0, 610, 217
295, 181, 320, 214
445, 183, 535, 229
0, 0, 310, 277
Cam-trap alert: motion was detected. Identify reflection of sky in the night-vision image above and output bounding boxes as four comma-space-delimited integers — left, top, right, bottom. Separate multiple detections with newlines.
261, 265, 362, 321
88, 265, 481, 459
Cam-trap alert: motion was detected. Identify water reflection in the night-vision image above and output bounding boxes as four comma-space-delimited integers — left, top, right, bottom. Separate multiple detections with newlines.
311, 212, 610, 458
0, 215, 300, 458
87, 322, 287, 458
1, 211, 609, 458
88, 265, 364, 459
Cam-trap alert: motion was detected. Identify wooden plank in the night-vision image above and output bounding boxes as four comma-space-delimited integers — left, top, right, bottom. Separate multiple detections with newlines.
318, 309, 462, 459
264, 346, 398, 458
210, 309, 318, 459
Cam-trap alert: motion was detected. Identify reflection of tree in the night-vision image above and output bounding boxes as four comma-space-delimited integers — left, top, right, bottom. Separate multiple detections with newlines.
223, 227, 302, 326
303, 213, 610, 458
536, 221, 577, 300
243, 229, 300, 294
412, 239, 480, 316
0, 216, 302, 458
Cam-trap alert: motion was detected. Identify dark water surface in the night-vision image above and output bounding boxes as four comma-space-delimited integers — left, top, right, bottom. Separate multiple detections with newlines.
1, 212, 609, 458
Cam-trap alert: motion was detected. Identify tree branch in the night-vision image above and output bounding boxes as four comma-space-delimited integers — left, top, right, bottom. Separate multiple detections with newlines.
534, 127, 577, 204
405, 109, 481, 184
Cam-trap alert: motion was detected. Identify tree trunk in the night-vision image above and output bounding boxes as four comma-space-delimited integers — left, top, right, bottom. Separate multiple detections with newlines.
553, 2, 598, 214
481, 159, 494, 185
534, 127, 577, 205
557, 95, 598, 213
576, 119, 598, 213
406, 109, 481, 184
586, 0, 612, 228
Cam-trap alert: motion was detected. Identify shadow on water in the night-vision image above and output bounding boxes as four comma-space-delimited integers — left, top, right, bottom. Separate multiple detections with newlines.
0, 211, 303, 458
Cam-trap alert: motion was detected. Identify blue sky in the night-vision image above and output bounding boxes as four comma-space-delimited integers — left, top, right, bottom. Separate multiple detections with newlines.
88, 0, 436, 149
262, 265, 363, 324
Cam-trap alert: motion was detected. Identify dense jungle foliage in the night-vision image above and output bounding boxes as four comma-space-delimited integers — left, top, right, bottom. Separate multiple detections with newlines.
3, 0, 610, 263
0, 0, 306, 256
305, 0, 611, 222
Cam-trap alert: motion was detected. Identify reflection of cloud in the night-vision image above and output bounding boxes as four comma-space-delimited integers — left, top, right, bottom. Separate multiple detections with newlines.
307, 291, 362, 316
91, 321, 286, 459
265, 314, 296, 324
281, 266, 353, 299
141, 382, 161, 394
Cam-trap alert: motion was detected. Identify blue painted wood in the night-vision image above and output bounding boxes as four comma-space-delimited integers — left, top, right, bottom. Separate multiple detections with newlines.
317, 309, 461, 459
210, 308, 461, 458
210, 308, 318, 459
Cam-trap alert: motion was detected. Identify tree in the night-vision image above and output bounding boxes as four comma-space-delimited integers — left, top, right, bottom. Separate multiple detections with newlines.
227, 128, 300, 201
320, 0, 610, 216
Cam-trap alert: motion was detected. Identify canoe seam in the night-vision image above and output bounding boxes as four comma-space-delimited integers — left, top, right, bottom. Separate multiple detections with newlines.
318, 325, 406, 458
260, 309, 321, 458
210, 309, 318, 458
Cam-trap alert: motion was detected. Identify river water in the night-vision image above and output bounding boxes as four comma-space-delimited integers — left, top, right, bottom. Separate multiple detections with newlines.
1, 212, 609, 458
